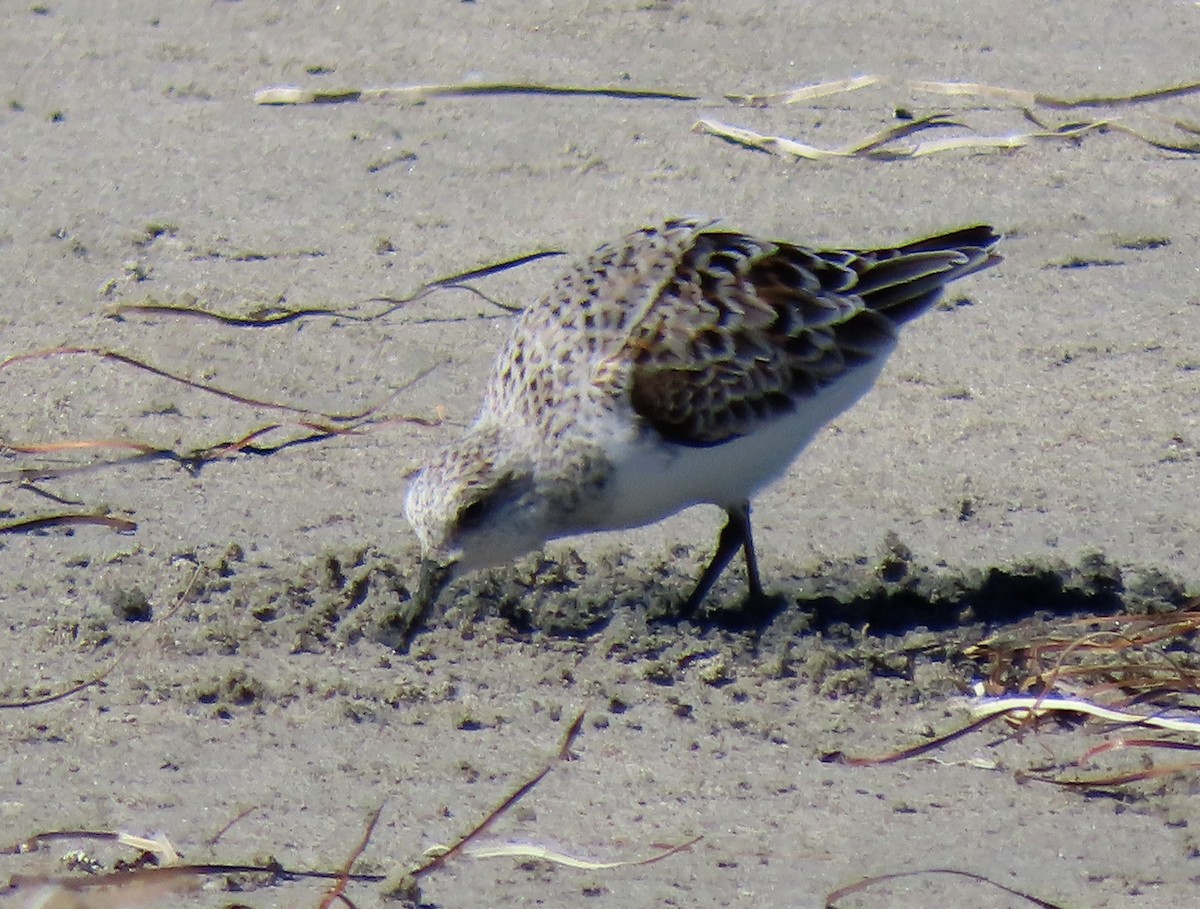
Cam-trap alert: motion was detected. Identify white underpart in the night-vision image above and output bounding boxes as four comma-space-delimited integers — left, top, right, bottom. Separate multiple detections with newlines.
595, 349, 894, 531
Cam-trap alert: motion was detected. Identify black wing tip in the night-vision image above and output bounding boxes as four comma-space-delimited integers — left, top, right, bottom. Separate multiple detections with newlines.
901, 224, 1003, 258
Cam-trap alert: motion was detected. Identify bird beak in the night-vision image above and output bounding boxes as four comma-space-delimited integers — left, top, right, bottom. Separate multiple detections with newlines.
414, 557, 456, 616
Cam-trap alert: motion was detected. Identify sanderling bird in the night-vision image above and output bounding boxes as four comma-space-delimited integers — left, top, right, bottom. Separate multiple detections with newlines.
406, 218, 1001, 618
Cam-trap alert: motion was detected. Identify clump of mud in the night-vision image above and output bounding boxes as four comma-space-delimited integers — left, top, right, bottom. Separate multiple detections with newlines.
182, 534, 1194, 707
172, 544, 421, 656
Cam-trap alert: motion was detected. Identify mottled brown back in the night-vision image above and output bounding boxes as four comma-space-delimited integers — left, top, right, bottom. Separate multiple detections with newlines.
625, 225, 1001, 445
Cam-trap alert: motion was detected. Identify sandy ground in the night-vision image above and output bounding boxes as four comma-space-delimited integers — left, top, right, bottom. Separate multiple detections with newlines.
2, 2, 1199, 907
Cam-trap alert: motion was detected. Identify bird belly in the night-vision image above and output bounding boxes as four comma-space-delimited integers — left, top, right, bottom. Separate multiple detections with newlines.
596, 357, 891, 530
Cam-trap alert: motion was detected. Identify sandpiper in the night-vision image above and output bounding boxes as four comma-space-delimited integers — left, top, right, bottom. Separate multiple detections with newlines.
405, 218, 1000, 617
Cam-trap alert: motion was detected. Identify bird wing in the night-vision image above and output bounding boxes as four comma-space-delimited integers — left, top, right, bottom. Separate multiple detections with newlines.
615, 225, 1000, 446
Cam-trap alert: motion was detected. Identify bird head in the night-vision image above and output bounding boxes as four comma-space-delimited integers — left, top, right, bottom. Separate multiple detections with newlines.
404, 427, 548, 609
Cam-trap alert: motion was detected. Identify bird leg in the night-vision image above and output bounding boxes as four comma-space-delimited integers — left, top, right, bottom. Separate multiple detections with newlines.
681, 500, 766, 616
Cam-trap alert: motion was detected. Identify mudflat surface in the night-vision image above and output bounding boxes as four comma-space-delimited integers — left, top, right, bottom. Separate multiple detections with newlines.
1, 3, 1198, 907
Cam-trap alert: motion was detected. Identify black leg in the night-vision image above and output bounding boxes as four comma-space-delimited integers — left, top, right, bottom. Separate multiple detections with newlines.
681, 501, 763, 616
737, 502, 766, 604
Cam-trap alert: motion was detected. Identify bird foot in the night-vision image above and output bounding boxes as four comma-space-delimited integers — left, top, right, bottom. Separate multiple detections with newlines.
689, 589, 788, 632
661, 584, 787, 632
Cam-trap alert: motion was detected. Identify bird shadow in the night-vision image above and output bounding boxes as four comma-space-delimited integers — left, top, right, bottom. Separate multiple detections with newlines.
665, 551, 1187, 639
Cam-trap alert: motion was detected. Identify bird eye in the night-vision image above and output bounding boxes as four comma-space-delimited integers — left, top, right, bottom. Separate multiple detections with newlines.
457, 497, 490, 530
